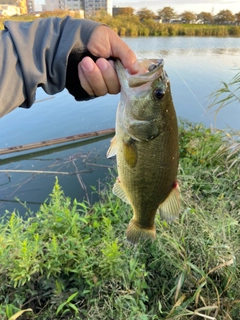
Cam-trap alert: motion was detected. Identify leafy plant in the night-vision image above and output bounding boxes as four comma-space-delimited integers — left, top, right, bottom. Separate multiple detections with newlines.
0, 121, 239, 319
56, 292, 79, 316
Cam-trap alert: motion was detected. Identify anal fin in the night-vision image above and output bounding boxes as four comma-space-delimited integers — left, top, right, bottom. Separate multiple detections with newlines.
112, 178, 130, 204
158, 183, 180, 222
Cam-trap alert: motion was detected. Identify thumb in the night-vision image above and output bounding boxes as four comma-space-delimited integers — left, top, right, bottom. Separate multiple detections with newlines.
109, 31, 138, 74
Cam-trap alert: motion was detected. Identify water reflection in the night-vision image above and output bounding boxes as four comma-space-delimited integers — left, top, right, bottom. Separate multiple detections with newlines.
0, 132, 114, 165
146, 47, 240, 57
0, 134, 115, 214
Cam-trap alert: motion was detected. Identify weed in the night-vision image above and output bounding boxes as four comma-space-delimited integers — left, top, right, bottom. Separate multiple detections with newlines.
209, 70, 240, 116
0, 121, 239, 319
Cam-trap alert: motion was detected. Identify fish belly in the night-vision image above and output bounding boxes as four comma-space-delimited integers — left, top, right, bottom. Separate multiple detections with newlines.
116, 121, 178, 242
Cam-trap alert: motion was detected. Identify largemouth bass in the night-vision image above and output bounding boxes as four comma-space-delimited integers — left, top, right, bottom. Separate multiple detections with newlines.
107, 58, 180, 244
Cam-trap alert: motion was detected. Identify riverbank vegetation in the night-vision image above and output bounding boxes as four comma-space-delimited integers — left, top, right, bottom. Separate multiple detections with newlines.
209, 70, 240, 114
90, 12, 240, 36
0, 120, 239, 319
0, 10, 240, 36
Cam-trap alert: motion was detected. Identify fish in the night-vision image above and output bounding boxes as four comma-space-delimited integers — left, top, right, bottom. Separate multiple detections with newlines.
107, 58, 180, 244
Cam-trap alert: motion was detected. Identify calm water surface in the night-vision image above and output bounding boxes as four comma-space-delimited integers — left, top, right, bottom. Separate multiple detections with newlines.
1, 37, 240, 215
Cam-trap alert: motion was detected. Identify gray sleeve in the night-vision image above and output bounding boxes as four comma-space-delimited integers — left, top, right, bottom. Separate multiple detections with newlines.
0, 16, 100, 118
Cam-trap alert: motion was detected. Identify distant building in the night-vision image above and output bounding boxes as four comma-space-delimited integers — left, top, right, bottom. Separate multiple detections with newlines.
43, 0, 112, 16
45, 0, 66, 10
0, 4, 20, 15
0, 0, 16, 5
195, 19, 204, 24
84, 0, 112, 17
64, 0, 83, 11
27, 0, 34, 12
0, 0, 27, 14
45, 0, 84, 11
17, 0, 28, 14
154, 18, 162, 23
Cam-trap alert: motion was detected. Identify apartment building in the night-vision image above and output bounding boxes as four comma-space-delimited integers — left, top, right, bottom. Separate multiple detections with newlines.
44, 0, 112, 16
0, 4, 20, 15
83, 0, 112, 17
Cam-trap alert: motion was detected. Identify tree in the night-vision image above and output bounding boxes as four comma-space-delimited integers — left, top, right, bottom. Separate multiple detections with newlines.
157, 7, 176, 22
179, 11, 196, 23
135, 7, 155, 21
197, 12, 213, 24
235, 12, 240, 24
215, 10, 235, 24
113, 7, 134, 17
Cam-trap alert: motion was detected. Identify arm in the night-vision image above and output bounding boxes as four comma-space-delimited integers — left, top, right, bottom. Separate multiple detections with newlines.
0, 16, 100, 118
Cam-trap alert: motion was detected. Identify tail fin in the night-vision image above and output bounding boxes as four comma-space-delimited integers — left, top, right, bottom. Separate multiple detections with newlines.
126, 220, 156, 244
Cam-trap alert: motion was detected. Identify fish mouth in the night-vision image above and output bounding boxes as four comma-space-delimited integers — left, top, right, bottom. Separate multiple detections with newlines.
128, 59, 165, 87
115, 58, 168, 96
148, 59, 164, 72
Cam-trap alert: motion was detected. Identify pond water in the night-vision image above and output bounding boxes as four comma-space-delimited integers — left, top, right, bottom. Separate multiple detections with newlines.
0, 36, 240, 215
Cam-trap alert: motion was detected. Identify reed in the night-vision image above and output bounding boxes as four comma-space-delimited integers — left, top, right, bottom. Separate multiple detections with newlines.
1, 14, 240, 37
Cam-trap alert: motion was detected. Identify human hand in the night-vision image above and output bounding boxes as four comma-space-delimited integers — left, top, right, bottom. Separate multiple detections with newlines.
78, 25, 138, 97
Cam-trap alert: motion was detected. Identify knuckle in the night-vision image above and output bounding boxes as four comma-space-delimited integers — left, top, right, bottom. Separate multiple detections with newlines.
94, 85, 108, 97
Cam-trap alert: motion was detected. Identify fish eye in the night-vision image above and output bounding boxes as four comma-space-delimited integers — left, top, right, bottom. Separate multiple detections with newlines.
153, 88, 165, 100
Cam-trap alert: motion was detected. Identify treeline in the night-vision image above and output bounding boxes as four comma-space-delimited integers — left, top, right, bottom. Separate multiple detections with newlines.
133, 7, 240, 25
93, 14, 240, 36
0, 11, 240, 36
89, 12, 240, 36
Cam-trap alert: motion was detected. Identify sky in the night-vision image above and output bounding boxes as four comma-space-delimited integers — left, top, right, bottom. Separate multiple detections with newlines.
112, 0, 240, 14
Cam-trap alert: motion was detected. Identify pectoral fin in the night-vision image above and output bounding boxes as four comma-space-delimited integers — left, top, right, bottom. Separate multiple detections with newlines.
106, 135, 117, 158
112, 178, 130, 204
158, 183, 180, 222
123, 139, 138, 168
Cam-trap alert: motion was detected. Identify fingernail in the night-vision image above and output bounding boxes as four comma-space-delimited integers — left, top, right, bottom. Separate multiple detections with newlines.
97, 58, 109, 71
82, 58, 94, 72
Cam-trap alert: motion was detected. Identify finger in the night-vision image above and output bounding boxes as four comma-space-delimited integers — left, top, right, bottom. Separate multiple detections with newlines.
87, 26, 138, 75
113, 45, 138, 74
107, 29, 138, 74
78, 60, 95, 96
96, 58, 120, 94
78, 57, 108, 96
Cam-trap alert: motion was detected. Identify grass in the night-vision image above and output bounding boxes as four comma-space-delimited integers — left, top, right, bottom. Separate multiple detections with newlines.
209, 70, 240, 117
0, 120, 239, 319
